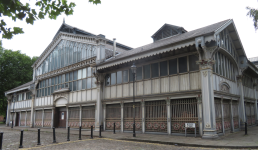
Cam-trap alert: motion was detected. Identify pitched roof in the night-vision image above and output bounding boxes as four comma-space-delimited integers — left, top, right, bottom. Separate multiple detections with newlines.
5, 81, 34, 94
151, 23, 187, 38
97, 19, 230, 68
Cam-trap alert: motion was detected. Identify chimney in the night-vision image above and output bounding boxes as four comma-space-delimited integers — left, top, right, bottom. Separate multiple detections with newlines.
113, 38, 116, 57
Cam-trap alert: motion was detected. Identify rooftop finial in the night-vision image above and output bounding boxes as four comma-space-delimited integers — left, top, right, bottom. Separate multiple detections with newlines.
63, 17, 65, 23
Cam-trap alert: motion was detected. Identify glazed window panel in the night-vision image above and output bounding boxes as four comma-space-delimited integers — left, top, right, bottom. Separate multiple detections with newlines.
62, 74, 65, 83
111, 73, 116, 85
123, 70, 128, 83
73, 81, 77, 91
114, 71, 122, 84
69, 72, 73, 81
82, 79, 86, 89
92, 77, 96, 88
82, 68, 86, 78
169, 58, 177, 75
87, 78, 92, 89
78, 69, 82, 79
73, 71, 78, 80
129, 69, 133, 82
143, 65, 151, 79
87, 67, 91, 77
69, 82, 72, 91
136, 67, 142, 80
160, 61, 168, 76
189, 55, 199, 71
78, 80, 82, 90
65, 73, 69, 82
105, 74, 110, 86
58, 75, 61, 84
151, 63, 159, 78
179, 56, 187, 73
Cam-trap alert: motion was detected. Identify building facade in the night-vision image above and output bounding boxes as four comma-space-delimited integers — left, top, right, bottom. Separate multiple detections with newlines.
5, 19, 258, 139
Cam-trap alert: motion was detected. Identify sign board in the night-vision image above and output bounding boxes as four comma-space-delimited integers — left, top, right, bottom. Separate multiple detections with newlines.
61, 112, 64, 120
185, 123, 195, 128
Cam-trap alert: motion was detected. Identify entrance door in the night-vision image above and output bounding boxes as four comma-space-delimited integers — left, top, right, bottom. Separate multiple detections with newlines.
58, 111, 66, 128
15, 112, 20, 126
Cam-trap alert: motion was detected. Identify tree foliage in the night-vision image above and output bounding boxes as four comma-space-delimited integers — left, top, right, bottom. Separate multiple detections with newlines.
0, 0, 101, 39
247, 4, 258, 31
0, 41, 38, 116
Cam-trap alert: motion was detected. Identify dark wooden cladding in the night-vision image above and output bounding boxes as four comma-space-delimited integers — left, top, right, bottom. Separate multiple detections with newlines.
123, 102, 142, 131
145, 101, 167, 132
245, 102, 256, 126
68, 107, 80, 128
171, 99, 198, 134
82, 106, 95, 129
215, 99, 223, 133
35, 110, 42, 127
44, 110, 52, 127
106, 104, 121, 130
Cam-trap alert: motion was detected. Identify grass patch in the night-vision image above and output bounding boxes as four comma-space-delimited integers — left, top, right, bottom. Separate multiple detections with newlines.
0, 122, 4, 124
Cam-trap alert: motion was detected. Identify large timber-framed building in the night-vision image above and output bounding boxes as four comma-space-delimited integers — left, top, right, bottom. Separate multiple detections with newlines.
5, 19, 258, 138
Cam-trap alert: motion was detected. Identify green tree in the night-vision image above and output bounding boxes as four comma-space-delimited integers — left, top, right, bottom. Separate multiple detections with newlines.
0, 41, 38, 116
0, 0, 101, 39
247, 4, 258, 31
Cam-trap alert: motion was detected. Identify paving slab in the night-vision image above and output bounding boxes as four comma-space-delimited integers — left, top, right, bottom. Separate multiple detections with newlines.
1, 125, 258, 149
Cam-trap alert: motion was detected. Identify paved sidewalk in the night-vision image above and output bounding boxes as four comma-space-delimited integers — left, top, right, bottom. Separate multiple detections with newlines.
1, 125, 258, 149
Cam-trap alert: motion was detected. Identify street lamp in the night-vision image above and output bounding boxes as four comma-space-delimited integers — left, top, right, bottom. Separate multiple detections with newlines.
131, 62, 136, 137
12, 93, 17, 128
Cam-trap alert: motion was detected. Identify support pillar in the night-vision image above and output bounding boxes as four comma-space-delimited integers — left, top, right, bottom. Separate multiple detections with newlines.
25, 111, 27, 127
103, 104, 106, 131
237, 76, 246, 129
121, 102, 124, 132
221, 98, 225, 134
166, 98, 171, 135
42, 109, 44, 128
30, 94, 35, 128
6, 100, 11, 126
253, 83, 258, 124
141, 100, 145, 133
66, 106, 68, 129
51, 108, 54, 128
197, 95, 203, 136
79, 105, 82, 127
198, 60, 218, 138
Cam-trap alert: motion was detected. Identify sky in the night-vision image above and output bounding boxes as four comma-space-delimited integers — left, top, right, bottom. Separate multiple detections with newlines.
1, 0, 258, 59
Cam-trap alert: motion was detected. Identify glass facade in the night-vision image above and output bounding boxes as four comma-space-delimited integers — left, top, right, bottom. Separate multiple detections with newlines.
36, 40, 97, 76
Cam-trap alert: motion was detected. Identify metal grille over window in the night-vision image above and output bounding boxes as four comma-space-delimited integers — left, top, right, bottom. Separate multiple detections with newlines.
26, 111, 31, 126
106, 104, 121, 130
215, 99, 223, 133
223, 100, 231, 132
145, 101, 167, 132
43, 110, 52, 127
82, 106, 95, 129
171, 99, 198, 134
232, 101, 239, 129
245, 102, 252, 126
68, 107, 80, 128
123, 103, 142, 131
20, 112, 26, 126
35, 110, 42, 127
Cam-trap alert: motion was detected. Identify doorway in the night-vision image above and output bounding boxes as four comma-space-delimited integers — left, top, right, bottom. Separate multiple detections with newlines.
54, 107, 66, 128
15, 112, 20, 126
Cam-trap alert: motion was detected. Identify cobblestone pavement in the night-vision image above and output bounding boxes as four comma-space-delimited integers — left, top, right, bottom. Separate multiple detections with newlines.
0, 129, 219, 150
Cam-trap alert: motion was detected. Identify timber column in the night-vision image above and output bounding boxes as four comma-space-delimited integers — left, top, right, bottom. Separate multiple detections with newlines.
237, 75, 246, 128
195, 37, 219, 138
253, 83, 258, 123
29, 82, 37, 128
6, 96, 12, 126
93, 70, 105, 131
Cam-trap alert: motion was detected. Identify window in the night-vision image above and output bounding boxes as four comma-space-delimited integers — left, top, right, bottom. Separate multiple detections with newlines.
82, 68, 86, 78
62, 74, 65, 83
111, 73, 116, 85
129, 69, 133, 82
144, 65, 150, 79
136, 67, 142, 80
160, 61, 167, 76
73, 70, 78, 80
45, 79, 48, 87
69, 72, 73, 81
78, 69, 82, 79
65, 73, 69, 82
92, 77, 96, 88
105, 74, 110, 86
117, 71, 122, 84
82, 79, 86, 89
123, 70, 128, 83
69, 82, 72, 91
151, 63, 159, 78
78, 80, 82, 90
87, 78, 92, 89
58, 75, 61, 84
189, 55, 199, 71
73, 81, 77, 91
87, 67, 91, 77
179, 56, 187, 73
52, 77, 55, 85
169, 58, 177, 75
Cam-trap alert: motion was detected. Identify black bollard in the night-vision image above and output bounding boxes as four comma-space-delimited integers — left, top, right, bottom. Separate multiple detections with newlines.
99, 125, 102, 138
37, 128, 41, 145
90, 126, 93, 139
0, 132, 3, 150
67, 126, 70, 141
53, 127, 56, 143
19, 130, 23, 148
79, 126, 82, 140
245, 122, 247, 135
113, 122, 116, 134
